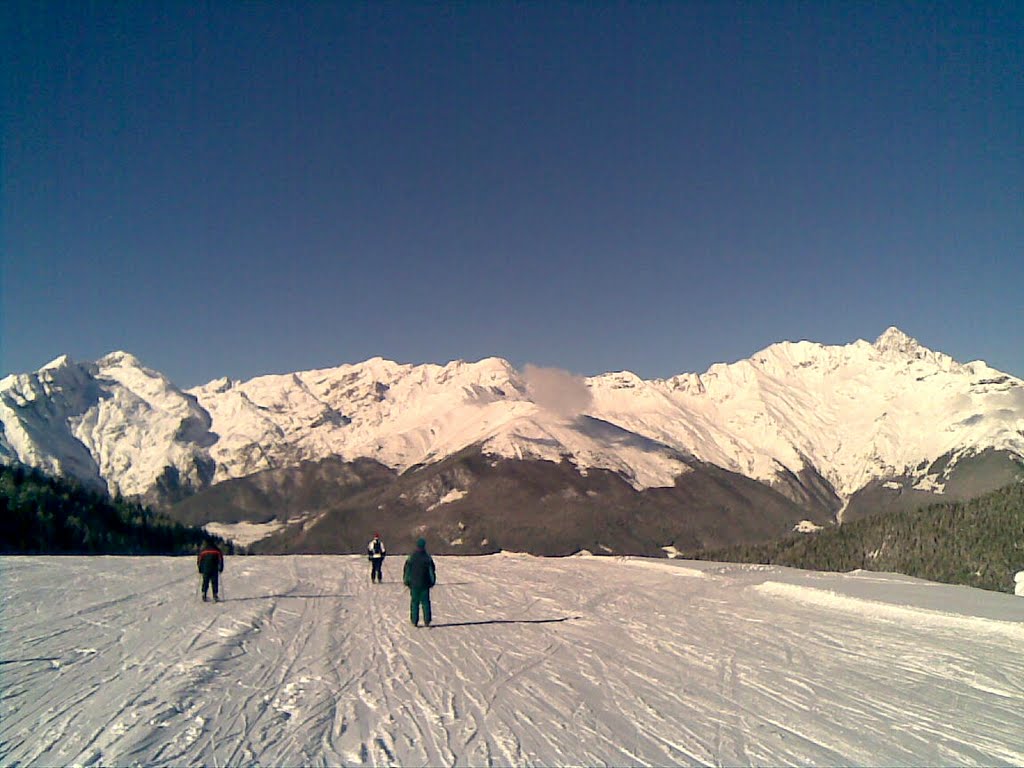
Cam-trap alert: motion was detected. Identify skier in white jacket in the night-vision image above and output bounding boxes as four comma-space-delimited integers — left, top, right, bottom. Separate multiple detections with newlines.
367, 533, 386, 583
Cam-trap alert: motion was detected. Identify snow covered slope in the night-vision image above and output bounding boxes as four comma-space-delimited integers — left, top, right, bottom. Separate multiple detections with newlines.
187, 356, 690, 491
2, 554, 1022, 766
1, 329, 1022, 506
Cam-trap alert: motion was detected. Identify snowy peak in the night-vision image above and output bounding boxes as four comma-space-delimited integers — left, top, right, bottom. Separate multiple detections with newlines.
720, 327, 961, 382
870, 326, 962, 372
39, 353, 75, 372
874, 326, 921, 355
96, 350, 147, 370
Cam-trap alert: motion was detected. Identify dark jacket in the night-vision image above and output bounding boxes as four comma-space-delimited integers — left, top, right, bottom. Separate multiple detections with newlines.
197, 546, 224, 576
403, 549, 436, 590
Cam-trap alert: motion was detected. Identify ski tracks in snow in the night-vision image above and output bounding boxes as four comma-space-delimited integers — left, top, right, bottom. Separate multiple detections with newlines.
2, 554, 1024, 766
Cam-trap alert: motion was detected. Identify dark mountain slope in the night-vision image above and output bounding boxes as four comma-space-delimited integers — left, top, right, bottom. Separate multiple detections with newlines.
168, 447, 835, 556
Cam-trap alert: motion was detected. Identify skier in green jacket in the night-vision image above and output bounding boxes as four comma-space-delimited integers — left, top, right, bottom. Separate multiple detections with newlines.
403, 537, 436, 627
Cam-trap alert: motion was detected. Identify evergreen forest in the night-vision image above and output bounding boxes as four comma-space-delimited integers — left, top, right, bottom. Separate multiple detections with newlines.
692, 482, 1024, 593
0, 464, 233, 555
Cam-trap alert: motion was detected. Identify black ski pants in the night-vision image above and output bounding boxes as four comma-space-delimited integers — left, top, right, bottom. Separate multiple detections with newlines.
202, 572, 220, 598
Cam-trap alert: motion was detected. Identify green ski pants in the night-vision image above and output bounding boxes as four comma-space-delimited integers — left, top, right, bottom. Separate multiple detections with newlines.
410, 587, 432, 626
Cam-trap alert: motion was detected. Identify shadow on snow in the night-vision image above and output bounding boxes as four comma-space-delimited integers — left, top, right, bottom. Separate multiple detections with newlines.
428, 616, 581, 628
218, 593, 352, 601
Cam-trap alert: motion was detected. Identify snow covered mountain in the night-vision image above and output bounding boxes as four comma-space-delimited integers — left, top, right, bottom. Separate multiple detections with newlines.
0, 352, 216, 502
2, 329, 1022, 543
588, 327, 1024, 512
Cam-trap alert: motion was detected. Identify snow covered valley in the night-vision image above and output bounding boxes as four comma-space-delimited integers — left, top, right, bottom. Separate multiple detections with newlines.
2, 554, 1023, 766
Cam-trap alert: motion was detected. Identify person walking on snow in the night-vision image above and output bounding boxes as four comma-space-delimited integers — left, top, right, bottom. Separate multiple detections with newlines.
197, 539, 224, 602
367, 533, 386, 583
403, 537, 436, 627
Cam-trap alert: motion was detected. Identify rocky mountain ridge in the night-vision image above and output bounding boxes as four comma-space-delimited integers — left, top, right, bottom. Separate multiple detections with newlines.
2, 329, 1022, 530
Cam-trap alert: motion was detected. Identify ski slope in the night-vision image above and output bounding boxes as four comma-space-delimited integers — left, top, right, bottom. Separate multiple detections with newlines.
2, 554, 1023, 766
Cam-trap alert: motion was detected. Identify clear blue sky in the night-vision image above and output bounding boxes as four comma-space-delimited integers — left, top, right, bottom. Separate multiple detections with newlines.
4, 1, 1022, 387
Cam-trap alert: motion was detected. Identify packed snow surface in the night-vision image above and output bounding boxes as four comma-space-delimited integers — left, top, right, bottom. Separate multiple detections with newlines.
3, 555, 1023, 767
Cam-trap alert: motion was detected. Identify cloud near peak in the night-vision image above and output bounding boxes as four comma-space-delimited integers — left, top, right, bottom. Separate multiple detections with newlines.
522, 364, 593, 418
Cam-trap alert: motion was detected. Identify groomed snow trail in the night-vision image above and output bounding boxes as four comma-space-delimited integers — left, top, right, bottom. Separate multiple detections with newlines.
2, 554, 1023, 766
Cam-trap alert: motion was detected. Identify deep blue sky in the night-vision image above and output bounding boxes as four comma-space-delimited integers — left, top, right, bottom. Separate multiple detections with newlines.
4, 1, 1022, 387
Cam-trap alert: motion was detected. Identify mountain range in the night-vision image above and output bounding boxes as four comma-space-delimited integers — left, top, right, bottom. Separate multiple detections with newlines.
2, 328, 1022, 554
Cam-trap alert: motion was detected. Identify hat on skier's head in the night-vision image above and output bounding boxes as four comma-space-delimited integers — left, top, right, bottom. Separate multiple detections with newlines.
374, 532, 380, 538
416, 537, 427, 550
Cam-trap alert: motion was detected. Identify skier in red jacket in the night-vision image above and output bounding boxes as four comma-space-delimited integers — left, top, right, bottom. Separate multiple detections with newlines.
197, 540, 224, 602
